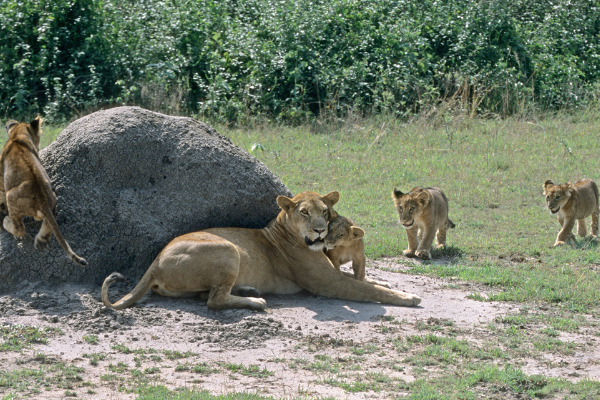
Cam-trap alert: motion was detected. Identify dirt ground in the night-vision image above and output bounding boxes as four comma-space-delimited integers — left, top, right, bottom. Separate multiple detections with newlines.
0, 258, 598, 400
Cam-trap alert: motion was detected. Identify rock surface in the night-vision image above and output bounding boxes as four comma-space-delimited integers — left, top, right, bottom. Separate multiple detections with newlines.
0, 106, 291, 291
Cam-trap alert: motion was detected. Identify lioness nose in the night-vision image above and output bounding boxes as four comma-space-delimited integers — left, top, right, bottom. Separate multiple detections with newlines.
314, 228, 325, 234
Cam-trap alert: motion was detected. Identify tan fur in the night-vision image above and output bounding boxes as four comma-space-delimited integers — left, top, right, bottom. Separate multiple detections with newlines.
325, 216, 390, 288
102, 191, 421, 311
543, 179, 599, 247
392, 186, 455, 260
0, 117, 87, 266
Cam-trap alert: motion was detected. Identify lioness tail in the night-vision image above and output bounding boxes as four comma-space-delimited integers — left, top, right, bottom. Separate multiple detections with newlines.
101, 267, 156, 310
448, 219, 456, 229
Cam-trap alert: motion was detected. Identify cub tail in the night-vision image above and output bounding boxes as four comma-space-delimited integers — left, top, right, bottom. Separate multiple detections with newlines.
448, 219, 456, 229
39, 203, 88, 266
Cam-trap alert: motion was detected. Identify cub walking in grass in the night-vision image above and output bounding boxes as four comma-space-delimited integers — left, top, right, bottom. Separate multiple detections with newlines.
0, 117, 87, 266
392, 186, 455, 260
324, 215, 390, 288
543, 179, 599, 247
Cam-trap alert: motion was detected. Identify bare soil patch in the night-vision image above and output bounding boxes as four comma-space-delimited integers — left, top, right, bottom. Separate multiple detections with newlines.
0, 258, 598, 399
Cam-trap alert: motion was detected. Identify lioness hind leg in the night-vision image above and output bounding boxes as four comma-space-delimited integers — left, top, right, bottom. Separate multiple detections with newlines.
3, 215, 25, 237
577, 219, 587, 237
34, 219, 53, 250
207, 284, 266, 311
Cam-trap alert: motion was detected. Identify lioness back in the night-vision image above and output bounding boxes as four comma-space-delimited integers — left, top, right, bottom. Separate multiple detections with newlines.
543, 178, 599, 246
392, 186, 455, 260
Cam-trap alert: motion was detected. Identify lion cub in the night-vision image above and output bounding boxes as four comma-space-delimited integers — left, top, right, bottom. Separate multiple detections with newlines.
325, 216, 390, 288
392, 187, 455, 260
0, 117, 87, 265
543, 179, 599, 247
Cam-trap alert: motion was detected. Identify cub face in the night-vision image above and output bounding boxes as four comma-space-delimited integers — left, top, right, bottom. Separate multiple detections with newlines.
392, 188, 430, 228
324, 216, 365, 250
277, 191, 340, 251
543, 180, 572, 214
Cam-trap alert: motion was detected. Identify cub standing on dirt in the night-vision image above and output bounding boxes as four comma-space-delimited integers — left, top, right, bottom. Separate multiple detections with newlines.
0, 117, 87, 266
324, 215, 390, 288
543, 179, 599, 247
392, 186, 455, 260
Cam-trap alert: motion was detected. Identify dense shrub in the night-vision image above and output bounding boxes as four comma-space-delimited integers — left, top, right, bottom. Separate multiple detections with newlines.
1, 0, 599, 122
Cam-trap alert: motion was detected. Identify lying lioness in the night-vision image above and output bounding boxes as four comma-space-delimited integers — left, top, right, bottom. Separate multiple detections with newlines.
102, 191, 421, 310
543, 179, 599, 246
0, 117, 87, 266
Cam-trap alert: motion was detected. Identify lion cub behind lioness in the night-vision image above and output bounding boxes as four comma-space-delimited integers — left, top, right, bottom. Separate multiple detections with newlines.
0, 117, 87, 265
325, 216, 390, 288
543, 179, 599, 247
392, 186, 455, 260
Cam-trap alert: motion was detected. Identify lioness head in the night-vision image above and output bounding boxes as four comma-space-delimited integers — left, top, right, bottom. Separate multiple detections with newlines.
543, 180, 572, 214
324, 216, 365, 250
276, 191, 340, 251
392, 187, 431, 228
6, 116, 43, 151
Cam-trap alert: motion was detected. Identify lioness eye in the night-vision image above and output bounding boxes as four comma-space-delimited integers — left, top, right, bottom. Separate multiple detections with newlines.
555, 196, 560, 200
398, 207, 403, 212
301, 209, 309, 215
409, 207, 415, 212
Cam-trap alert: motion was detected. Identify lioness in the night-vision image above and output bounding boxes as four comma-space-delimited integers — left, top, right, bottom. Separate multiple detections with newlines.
325, 215, 390, 288
102, 191, 421, 310
0, 117, 87, 266
543, 179, 599, 246
392, 187, 455, 260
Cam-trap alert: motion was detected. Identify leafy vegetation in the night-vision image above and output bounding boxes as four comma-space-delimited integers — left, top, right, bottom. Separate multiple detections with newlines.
2, 0, 599, 122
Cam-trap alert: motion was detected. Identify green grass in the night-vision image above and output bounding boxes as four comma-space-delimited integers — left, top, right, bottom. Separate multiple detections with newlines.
217, 112, 600, 313
0, 325, 62, 352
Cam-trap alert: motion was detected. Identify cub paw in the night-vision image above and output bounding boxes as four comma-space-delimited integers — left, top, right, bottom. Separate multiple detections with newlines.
402, 249, 416, 257
553, 241, 565, 247
34, 237, 50, 250
415, 250, 431, 260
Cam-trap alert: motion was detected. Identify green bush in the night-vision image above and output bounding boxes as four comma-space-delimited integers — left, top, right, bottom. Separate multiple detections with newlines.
1, 0, 599, 122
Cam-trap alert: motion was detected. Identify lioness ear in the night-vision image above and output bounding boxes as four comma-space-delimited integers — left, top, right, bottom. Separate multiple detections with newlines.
392, 188, 404, 199
29, 116, 42, 132
322, 191, 340, 206
351, 226, 365, 239
6, 120, 18, 135
276, 195, 297, 212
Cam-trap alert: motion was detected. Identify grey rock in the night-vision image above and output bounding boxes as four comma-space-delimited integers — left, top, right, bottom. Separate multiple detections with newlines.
0, 106, 291, 291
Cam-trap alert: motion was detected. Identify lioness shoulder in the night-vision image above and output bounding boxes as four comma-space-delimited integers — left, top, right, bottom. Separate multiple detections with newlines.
392, 186, 455, 260
0, 117, 87, 266
543, 178, 599, 246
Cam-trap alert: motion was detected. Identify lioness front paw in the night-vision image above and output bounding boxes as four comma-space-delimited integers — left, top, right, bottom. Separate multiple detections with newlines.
415, 250, 431, 260
249, 298, 267, 311
402, 249, 416, 257
553, 241, 565, 247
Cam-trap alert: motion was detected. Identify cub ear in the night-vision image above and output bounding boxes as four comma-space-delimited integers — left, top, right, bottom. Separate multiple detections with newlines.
416, 190, 430, 205
5, 120, 18, 135
543, 180, 554, 191
322, 191, 340, 206
351, 226, 365, 239
392, 188, 404, 199
29, 116, 43, 131
276, 196, 297, 212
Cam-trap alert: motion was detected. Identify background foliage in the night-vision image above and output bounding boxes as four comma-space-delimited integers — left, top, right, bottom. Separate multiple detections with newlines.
1, 0, 600, 122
